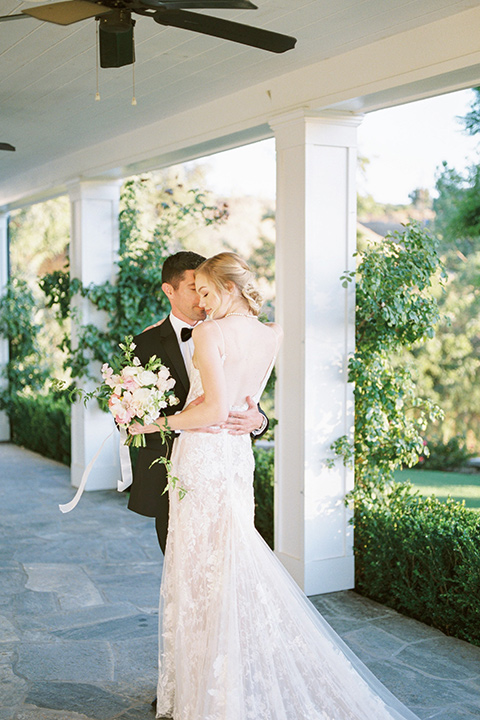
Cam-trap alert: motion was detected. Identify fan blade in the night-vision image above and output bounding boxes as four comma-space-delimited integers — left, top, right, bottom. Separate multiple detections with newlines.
22, 0, 113, 25
0, 14, 30, 22
152, 2, 257, 8
154, 9, 296, 53
0, 143, 15, 152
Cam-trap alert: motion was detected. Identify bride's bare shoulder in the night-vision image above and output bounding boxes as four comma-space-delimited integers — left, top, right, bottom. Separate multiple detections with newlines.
265, 321, 283, 339
191, 319, 220, 341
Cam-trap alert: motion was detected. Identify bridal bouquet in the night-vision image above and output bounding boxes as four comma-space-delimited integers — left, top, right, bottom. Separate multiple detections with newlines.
99, 336, 179, 448
57, 336, 182, 514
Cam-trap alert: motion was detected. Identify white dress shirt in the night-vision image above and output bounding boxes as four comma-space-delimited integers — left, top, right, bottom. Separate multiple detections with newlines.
169, 312, 197, 377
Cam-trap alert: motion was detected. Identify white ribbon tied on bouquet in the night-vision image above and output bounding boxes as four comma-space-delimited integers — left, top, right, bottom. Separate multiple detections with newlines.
59, 427, 133, 513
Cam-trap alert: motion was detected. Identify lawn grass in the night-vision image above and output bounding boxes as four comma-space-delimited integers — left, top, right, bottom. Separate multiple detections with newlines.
394, 468, 480, 510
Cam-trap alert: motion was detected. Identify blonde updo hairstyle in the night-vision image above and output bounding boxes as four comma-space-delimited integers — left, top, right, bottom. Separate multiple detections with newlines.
196, 252, 263, 317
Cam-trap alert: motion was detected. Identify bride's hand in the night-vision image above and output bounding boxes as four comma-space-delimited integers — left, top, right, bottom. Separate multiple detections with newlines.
129, 420, 160, 435
128, 421, 144, 435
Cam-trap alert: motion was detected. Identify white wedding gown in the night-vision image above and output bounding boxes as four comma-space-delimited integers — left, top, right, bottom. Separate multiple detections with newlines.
156, 340, 420, 720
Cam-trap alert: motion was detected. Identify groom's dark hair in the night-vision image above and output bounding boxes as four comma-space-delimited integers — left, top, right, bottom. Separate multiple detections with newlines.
162, 251, 206, 288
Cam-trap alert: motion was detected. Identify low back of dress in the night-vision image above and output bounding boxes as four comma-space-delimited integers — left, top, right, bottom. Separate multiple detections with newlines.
196, 316, 281, 410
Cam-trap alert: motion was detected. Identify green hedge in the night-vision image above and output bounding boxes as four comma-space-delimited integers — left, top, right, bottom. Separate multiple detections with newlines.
10, 392, 71, 465
253, 445, 274, 548
354, 482, 480, 645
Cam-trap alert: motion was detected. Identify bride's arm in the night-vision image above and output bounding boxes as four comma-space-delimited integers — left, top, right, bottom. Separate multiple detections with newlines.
130, 322, 228, 435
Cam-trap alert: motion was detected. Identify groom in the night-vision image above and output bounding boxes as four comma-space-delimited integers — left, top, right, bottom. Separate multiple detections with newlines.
127, 251, 268, 553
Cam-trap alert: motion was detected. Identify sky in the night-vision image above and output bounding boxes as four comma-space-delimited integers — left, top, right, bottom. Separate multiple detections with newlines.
358, 89, 479, 204
185, 88, 479, 206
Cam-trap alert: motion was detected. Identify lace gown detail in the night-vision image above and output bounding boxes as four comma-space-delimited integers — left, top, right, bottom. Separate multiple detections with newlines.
156, 364, 419, 720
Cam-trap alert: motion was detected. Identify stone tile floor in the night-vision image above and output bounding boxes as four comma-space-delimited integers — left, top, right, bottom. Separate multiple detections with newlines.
1, 442, 479, 719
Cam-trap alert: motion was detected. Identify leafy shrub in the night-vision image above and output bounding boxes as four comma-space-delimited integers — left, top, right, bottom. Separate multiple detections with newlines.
0, 278, 49, 403
415, 435, 473, 470
354, 482, 480, 645
10, 392, 71, 465
332, 223, 444, 491
253, 445, 274, 548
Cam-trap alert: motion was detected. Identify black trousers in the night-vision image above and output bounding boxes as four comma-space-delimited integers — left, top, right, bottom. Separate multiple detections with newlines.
155, 514, 168, 555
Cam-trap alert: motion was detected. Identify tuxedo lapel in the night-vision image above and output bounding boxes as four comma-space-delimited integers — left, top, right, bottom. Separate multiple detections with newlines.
157, 317, 190, 399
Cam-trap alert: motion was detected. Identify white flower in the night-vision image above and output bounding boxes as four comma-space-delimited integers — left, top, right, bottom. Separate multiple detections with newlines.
104, 374, 121, 390
101, 363, 112, 377
130, 387, 151, 414
138, 369, 158, 387
122, 366, 139, 379
133, 356, 141, 366
156, 374, 176, 393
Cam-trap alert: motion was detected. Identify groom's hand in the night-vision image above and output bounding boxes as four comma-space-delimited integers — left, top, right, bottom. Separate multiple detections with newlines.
222, 396, 264, 436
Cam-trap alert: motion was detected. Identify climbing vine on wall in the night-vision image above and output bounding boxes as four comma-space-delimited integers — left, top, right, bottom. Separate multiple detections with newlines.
330, 222, 445, 494
40, 174, 228, 380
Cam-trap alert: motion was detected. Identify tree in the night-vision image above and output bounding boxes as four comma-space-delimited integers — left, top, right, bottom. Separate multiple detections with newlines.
403, 88, 480, 448
460, 87, 480, 136
405, 233, 480, 447
408, 187, 432, 212
9, 196, 70, 281
433, 162, 480, 259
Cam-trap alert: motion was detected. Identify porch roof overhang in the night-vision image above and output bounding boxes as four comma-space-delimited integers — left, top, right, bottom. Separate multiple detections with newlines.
2, 0, 480, 210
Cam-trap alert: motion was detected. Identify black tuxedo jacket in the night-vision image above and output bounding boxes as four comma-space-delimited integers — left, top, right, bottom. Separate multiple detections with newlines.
128, 317, 189, 521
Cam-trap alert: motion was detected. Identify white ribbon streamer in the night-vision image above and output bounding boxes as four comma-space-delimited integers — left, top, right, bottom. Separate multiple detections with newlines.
118, 426, 133, 492
59, 428, 133, 513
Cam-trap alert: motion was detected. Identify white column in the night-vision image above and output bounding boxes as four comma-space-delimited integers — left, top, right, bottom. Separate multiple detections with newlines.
69, 179, 121, 490
271, 110, 361, 595
0, 212, 10, 441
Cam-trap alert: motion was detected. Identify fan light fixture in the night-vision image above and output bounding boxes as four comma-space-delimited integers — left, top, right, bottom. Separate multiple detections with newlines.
0, 1, 296, 68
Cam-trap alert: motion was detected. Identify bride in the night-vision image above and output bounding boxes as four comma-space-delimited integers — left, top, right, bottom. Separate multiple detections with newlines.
130, 252, 419, 720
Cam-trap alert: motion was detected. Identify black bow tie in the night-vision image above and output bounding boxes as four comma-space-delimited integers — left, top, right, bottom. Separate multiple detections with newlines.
181, 327, 193, 342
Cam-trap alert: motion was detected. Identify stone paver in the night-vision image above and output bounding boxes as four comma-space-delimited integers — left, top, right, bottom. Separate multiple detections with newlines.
1, 442, 480, 719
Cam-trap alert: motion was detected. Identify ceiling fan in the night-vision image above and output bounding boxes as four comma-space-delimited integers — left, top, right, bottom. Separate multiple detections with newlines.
0, 1, 297, 68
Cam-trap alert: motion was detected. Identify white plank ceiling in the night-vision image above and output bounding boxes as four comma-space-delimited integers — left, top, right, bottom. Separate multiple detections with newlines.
1, 0, 479, 196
